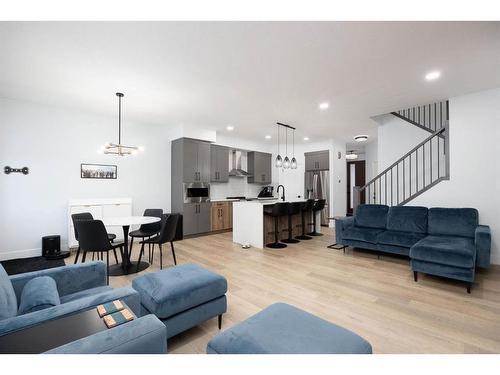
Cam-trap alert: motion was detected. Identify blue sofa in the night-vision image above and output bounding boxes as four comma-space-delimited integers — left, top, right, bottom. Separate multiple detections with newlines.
335, 205, 491, 292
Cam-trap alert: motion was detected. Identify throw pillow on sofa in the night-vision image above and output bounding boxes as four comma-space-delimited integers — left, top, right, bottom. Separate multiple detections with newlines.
18, 276, 61, 315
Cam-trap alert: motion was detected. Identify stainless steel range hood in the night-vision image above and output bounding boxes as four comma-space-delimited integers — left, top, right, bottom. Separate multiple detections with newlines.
229, 150, 251, 177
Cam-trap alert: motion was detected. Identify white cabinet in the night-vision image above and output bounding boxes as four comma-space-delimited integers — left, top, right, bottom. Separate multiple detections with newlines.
68, 198, 132, 248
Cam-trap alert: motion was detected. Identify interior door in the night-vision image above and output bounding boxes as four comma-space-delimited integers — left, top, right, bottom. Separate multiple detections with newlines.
346, 160, 366, 215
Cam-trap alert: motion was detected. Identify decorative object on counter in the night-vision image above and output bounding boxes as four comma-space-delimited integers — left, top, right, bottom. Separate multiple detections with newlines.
4, 166, 29, 175
80, 163, 117, 179
99, 92, 144, 157
346, 150, 358, 160
42, 235, 70, 260
275, 122, 297, 170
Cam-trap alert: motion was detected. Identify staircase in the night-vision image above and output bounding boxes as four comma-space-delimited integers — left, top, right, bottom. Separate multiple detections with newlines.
356, 100, 450, 207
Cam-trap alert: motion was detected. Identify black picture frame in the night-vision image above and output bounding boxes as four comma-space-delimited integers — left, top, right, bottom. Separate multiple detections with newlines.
80, 163, 117, 179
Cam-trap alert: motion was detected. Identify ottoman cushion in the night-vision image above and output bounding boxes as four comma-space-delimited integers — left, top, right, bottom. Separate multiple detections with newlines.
207, 303, 372, 354
132, 264, 227, 319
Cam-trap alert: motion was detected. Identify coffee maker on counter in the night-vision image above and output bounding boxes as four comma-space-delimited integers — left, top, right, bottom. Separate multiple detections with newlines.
257, 185, 274, 198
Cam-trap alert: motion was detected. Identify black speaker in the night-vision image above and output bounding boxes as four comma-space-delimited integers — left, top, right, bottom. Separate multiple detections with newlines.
42, 235, 70, 260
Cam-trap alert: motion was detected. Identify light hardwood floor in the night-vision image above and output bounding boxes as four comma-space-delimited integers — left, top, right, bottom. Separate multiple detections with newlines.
67, 228, 500, 354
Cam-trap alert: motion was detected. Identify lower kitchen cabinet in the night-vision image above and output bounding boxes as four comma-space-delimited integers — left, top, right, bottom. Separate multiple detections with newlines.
183, 202, 211, 236
211, 202, 233, 231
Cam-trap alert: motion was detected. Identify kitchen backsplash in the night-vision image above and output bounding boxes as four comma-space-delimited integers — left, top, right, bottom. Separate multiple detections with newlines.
210, 177, 266, 199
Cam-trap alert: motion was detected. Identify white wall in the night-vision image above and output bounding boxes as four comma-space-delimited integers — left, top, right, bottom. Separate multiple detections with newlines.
411, 87, 500, 264
0, 98, 173, 260
364, 140, 378, 182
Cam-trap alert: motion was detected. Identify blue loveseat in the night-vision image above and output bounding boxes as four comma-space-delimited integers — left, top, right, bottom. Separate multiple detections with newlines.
0, 261, 167, 353
335, 205, 491, 292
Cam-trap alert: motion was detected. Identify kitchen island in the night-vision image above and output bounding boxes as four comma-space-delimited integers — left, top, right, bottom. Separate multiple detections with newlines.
232, 199, 321, 249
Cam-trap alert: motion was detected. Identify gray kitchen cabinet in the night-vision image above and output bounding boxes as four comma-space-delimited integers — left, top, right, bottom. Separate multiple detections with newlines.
210, 144, 229, 182
247, 151, 272, 184
182, 202, 211, 236
305, 150, 329, 171
176, 138, 211, 182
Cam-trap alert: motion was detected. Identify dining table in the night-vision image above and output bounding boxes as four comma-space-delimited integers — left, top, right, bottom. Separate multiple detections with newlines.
102, 216, 161, 276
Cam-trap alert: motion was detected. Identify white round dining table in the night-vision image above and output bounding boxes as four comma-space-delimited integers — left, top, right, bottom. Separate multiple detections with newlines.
102, 216, 161, 276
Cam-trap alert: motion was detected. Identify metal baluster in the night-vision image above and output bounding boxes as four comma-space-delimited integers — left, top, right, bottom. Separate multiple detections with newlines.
423, 142, 425, 187
409, 152, 412, 197
385, 173, 387, 205
397, 162, 399, 205
403, 159, 405, 201
391, 168, 393, 206
416, 146, 419, 192
438, 134, 440, 178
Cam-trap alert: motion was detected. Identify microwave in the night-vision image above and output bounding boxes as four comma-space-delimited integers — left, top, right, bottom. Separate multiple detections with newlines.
184, 182, 210, 203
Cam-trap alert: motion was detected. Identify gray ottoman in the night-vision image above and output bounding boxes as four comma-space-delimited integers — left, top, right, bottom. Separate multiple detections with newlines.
132, 263, 227, 339
207, 303, 372, 354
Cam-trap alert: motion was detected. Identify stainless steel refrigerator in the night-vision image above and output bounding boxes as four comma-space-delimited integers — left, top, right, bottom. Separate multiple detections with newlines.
304, 170, 330, 226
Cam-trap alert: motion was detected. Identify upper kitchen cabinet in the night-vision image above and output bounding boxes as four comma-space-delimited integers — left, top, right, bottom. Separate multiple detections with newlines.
172, 138, 211, 182
247, 151, 272, 184
305, 150, 329, 171
210, 144, 229, 182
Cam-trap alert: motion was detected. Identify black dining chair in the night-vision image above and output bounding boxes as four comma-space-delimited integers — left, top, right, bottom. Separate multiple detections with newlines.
138, 214, 179, 270
264, 202, 290, 249
129, 209, 163, 261
295, 200, 315, 240
71, 212, 118, 264
74, 220, 125, 285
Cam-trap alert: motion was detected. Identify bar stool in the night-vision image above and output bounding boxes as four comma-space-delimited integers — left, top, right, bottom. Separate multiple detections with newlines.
308, 199, 326, 236
264, 202, 289, 249
295, 200, 314, 240
282, 202, 302, 244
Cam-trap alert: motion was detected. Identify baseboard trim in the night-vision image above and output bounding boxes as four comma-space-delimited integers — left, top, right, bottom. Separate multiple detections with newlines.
0, 248, 42, 261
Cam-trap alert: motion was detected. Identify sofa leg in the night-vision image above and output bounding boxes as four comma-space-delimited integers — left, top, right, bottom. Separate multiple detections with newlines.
467, 284, 471, 294
413, 271, 418, 282
218, 314, 222, 330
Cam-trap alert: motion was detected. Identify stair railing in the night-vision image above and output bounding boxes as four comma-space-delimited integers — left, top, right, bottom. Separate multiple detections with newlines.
391, 100, 449, 134
356, 123, 449, 208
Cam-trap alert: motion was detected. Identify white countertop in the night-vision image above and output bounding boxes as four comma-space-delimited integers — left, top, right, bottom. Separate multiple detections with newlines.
233, 198, 307, 205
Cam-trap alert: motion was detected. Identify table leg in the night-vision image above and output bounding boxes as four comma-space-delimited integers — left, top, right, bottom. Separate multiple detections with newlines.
108, 224, 149, 276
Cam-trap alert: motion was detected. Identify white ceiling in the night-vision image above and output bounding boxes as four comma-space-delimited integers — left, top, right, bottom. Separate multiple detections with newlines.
1, 21, 500, 143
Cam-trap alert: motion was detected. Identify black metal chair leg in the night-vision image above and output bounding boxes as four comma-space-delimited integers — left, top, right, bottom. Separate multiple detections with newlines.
137, 243, 145, 273
159, 243, 163, 270
170, 242, 177, 265
150, 243, 155, 264
106, 251, 109, 285
129, 237, 134, 259
82, 250, 88, 263
92, 252, 95, 261
218, 314, 222, 329
74, 246, 81, 264
112, 248, 119, 264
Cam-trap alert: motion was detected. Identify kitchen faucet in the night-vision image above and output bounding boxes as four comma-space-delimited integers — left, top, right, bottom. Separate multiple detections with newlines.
277, 185, 285, 202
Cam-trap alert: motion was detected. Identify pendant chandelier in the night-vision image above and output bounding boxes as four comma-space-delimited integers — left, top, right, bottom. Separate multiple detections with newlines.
101, 92, 143, 156
275, 122, 297, 170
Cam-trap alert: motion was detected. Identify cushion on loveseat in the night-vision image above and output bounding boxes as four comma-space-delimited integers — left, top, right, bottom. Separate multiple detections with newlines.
354, 204, 389, 229
132, 263, 227, 319
386, 206, 428, 233
342, 226, 385, 243
377, 231, 426, 248
207, 303, 372, 354
18, 276, 61, 315
0, 264, 18, 320
428, 208, 478, 238
410, 235, 476, 268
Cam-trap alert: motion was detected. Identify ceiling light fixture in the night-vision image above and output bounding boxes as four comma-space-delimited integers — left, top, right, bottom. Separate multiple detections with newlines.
425, 71, 441, 81
101, 93, 143, 157
265, 135, 271, 139
303, 137, 309, 141
346, 150, 358, 160
319, 102, 329, 110
275, 122, 297, 170
354, 135, 369, 142
226, 125, 234, 131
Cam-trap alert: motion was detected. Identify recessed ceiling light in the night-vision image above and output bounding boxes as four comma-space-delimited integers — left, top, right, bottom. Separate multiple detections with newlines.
425, 71, 441, 81
226, 125, 234, 131
354, 135, 369, 142
319, 102, 329, 110
265, 135, 271, 139
303, 137, 309, 141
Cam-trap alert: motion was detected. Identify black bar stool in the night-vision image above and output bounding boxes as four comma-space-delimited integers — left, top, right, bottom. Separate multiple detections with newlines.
264, 202, 289, 249
296, 200, 314, 240
282, 202, 302, 244
308, 199, 326, 236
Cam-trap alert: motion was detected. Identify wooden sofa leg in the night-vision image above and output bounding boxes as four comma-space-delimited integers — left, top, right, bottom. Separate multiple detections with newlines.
218, 314, 222, 330
467, 284, 471, 294
413, 271, 418, 282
